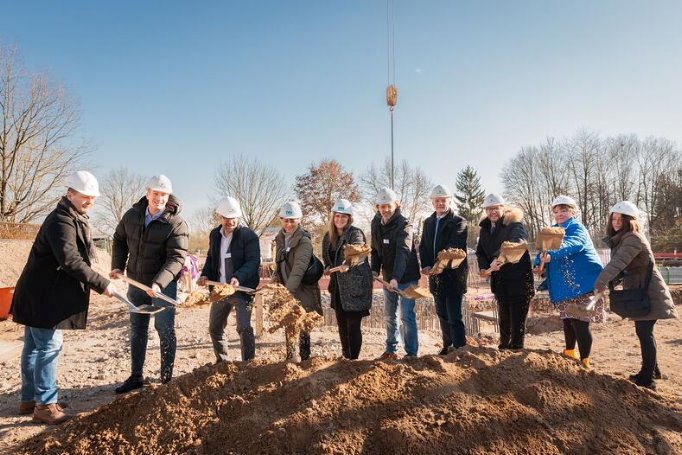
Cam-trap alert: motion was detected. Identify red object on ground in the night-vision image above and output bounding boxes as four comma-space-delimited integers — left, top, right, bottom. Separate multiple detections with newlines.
0, 287, 14, 320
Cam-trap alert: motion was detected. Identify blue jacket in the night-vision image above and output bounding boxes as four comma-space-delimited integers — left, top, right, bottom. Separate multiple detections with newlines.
534, 217, 602, 303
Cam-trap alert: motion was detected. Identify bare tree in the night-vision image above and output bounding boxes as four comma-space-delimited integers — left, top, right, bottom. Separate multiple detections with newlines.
637, 136, 680, 228
96, 167, 146, 233
0, 45, 87, 222
214, 155, 290, 236
360, 157, 432, 226
565, 130, 602, 227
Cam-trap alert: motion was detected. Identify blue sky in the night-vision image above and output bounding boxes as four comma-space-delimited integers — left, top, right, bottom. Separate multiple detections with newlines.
3, 0, 682, 220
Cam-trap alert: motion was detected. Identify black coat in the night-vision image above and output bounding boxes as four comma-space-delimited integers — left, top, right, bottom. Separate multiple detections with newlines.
111, 195, 189, 288
370, 209, 421, 284
11, 198, 110, 329
475, 208, 535, 299
322, 225, 372, 313
419, 209, 468, 295
201, 225, 261, 291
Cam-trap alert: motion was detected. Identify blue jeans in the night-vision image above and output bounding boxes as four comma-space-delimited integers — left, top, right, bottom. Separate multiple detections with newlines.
20, 326, 63, 405
434, 292, 466, 349
128, 281, 177, 381
383, 281, 418, 356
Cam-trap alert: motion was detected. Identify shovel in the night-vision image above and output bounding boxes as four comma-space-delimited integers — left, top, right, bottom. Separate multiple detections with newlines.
536, 227, 565, 273
483, 241, 529, 276
118, 275, 181, 306
373, 276, 431, 299
328, 262, 349, 273
202, 280, 257, 294
343, 243, 371, 266
430, 248, 467, 276
113, 290, 165, 315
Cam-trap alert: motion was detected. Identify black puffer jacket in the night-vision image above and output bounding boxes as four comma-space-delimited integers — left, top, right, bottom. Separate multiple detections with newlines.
201, 225, 261, 290
111, 195, 189, 288
419, 209, 468, 295
11, 197, 110, 329
370, 209, 421, 284
322, 225, 372, 313
476, 208, 534, 299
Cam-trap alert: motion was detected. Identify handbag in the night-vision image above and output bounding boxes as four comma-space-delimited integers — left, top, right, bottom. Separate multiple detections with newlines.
301, 254, 324, 285
608, 260, 653, 318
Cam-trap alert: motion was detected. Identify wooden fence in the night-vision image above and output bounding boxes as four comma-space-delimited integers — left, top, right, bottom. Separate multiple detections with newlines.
0, 222, 39, 240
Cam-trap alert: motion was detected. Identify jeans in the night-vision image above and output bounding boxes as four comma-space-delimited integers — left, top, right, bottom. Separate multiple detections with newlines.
635, 319, 657, 383
434, 291, 466, 349
209, 294, 255, 362
128, 281, 177, 382
20, 326, 63, 405
383, 281, 418, 356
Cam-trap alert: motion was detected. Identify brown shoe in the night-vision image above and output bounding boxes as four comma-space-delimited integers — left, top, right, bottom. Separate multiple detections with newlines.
377, 352, 399, 361
19, 401, 69, 415
33, 403, 70, 425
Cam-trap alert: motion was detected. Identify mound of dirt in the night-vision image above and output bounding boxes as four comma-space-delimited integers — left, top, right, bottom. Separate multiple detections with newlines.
13, 348, 682, 454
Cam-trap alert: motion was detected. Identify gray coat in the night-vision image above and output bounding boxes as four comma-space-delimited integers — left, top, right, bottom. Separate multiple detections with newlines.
274, 226, 322, 314
594, 231, 678, 321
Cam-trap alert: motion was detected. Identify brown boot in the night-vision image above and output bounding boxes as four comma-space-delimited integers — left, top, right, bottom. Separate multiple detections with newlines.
19, 401, 69, 415
33, 403, 70, 425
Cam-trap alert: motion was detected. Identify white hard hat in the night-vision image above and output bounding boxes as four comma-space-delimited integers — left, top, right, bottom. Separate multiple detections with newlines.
430, 184, 452, 199
482, 193, 505, 208
375, 187, 398, 205
67, 170, 100, 197
332, 198, 353, 215
610, 201, 639, 218
216, 196, 242, 218
146, 174, 173, 194
279, 201, 302, 219
551, 195, 577, 209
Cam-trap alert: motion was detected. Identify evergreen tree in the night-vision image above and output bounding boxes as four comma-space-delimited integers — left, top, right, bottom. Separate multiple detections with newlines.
454, 165, 485, 224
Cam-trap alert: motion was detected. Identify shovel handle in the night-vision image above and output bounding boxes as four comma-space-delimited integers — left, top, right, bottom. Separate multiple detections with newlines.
373, 276, 399, 294
118, 275, 180, 306
202, 280, 257, 294
329, 264, 349, 273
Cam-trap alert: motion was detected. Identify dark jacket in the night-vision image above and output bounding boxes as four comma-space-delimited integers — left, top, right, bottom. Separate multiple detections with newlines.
595, 231, 678, 321
11, 197, 110, 329
322, 225, 372, 313
419, 209, 468, 295
273, 226, 322, 314
201, 225, 261, 293
370, 209, 421, 284
476, 208, 535, 299
111, 195, 189, 288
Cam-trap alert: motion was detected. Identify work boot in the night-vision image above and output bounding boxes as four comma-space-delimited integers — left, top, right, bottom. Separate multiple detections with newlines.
438, 347, 451, 356
19, 401, 68, 415
377, 352, 398, 361
580, 357, 590, 369
115, 375, 145, 394
561, 349, 579, 361
33, 403, 70, 425
634, 377, 657, 391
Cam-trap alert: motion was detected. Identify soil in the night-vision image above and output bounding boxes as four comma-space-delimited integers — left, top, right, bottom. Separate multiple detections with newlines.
1, 240, 681, 454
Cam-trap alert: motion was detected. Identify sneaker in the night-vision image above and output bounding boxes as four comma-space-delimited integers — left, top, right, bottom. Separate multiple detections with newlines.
19, 401, 68, 415
32, 403, 70, 425
377, 352, 398, 361
115, 375, 145, 394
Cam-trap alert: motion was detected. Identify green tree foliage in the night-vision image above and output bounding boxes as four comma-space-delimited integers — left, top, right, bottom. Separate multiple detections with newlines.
454, 165, 485, 224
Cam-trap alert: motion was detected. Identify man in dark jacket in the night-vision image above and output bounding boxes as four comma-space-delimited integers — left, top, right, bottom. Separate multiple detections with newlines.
419, 184, 468, 353
111, 174, 189, 393
11, 171, 116, 424
371, 188, 421, 358
197, 197, 260, 362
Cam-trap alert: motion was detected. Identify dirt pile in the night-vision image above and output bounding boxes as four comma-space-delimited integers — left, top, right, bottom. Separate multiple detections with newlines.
13, 348, 682, 455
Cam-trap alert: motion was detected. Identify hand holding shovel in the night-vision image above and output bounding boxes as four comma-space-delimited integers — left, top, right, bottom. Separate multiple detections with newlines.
483, 241, 529, 276
536, 227, 565, 274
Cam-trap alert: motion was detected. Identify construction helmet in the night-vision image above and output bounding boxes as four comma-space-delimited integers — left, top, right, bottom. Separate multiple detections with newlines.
482, 193, 505, 208
67, 170, 100, 197
146, 174, 173, 194
551, 195, 577, 209
610, 201, 639, 218
375, 187, 398, 205
216, 197, 242, 218
279, 201, 302, 219
430, 184, 452, 199
332, 198, 353, 215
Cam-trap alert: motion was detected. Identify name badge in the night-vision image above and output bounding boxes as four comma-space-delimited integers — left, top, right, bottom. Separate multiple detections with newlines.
383, 239, 389, 244
225, 253, 232, 259
286, 247, 291, 253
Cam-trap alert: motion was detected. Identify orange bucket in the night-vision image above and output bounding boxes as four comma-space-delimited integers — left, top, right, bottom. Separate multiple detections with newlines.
0, 287, 14, 321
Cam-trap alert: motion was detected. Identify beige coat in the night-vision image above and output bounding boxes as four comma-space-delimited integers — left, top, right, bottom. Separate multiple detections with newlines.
594, 231, 678, 321
274, 226, 322, 314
